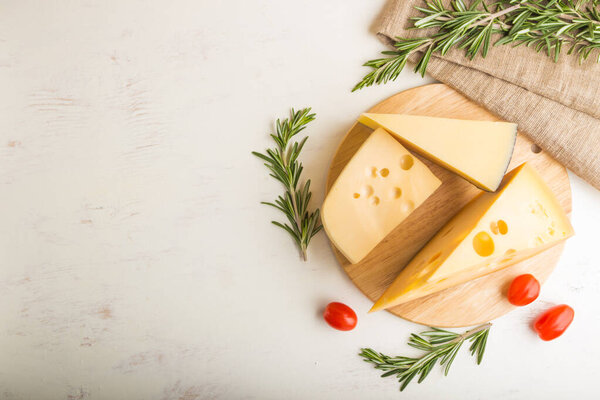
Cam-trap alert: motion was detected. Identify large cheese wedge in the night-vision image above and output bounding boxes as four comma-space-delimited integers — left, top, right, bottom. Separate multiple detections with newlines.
358, 113, 517, 192
322, 128, 441, 264
371, 163, 573, 311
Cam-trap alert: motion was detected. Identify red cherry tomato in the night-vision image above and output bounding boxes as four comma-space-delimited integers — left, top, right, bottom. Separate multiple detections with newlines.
533, 304, 574, 341
323, 302, 357, 331
507, 274, 540, 306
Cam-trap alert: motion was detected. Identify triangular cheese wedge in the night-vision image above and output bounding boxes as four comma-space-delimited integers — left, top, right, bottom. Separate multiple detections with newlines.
371, 163, 573, 312
358, 113, 517, 191
322, 128, 441, 264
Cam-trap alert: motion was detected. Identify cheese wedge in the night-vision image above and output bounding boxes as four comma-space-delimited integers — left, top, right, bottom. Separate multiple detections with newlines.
322, 128, 441, 264
371, 163, 573, 311
358, 113, 517, 191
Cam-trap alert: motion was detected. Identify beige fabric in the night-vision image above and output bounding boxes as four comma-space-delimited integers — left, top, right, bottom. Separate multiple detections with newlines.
375, 0, 600, 190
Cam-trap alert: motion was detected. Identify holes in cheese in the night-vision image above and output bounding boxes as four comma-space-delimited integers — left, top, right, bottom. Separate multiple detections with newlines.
530, 236, 545, 247
322, 128, 441, 264
400, 200, 415, 214
370, 162, 574, 311
490, 219, 508, 235
358, 113, 517, 192
498, 220, 508, 234
400, 154, 414, 170
500, 249, 517, 264
473, 231, 495, 257
490, 221, 499, 234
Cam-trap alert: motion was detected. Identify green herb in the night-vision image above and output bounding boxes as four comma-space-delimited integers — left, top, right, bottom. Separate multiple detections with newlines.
253, 108, 322, 261
353, 0, 600, 91
360, 322, 491, 391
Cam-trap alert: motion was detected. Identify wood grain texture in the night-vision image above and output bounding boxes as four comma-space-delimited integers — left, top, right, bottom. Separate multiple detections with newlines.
326, 84, 572, 327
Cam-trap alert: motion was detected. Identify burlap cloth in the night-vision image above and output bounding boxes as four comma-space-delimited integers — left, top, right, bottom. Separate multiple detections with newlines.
375, 0, 600, 190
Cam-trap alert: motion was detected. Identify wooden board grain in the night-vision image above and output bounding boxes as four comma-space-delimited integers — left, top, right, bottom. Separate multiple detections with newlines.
325, 83, 572, 327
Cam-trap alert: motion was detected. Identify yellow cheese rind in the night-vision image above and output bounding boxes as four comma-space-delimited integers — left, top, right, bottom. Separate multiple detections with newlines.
371, 163, 573, 312
358, 113, 517, 192
322, 128, 441, 264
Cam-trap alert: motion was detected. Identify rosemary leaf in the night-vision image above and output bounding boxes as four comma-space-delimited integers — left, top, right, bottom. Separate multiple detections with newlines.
354, 0, 600, 91
253, 108, 321, 261
360, 322, 492, 391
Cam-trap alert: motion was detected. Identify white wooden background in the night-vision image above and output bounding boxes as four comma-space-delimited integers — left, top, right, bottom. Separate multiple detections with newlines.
1, 1, 599, 399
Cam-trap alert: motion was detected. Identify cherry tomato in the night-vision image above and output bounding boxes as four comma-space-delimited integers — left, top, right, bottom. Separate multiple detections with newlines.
323, 302, 357, 331
533, 304, 574, 341
507, 274, 540, 306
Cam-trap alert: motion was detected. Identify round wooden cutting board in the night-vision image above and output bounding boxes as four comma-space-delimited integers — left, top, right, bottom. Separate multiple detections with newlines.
326, 83, 572, 327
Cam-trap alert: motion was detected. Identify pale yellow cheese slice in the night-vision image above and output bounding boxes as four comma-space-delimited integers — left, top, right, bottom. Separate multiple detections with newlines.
371, 162, 573, 311
358, 113, 517, 191
322, 128, 441, 264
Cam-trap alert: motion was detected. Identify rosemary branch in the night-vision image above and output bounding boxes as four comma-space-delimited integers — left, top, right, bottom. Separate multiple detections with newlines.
360, 323, 492, 391
252, 108, 322, 261
353, 0, 600, 91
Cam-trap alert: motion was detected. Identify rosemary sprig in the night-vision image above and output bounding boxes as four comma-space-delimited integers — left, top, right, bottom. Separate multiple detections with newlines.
353, 0, 600, 91
252, 108, 322, 261
360, 323, 491, 391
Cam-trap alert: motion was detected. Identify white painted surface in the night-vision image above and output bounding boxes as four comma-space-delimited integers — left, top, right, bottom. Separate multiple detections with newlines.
0, 1, 598, 399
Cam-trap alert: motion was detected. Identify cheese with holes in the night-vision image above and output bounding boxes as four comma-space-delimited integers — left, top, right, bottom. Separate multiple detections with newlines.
322, 128, 441, 264
371, 163, 573, 312
358, 113, 517, 191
